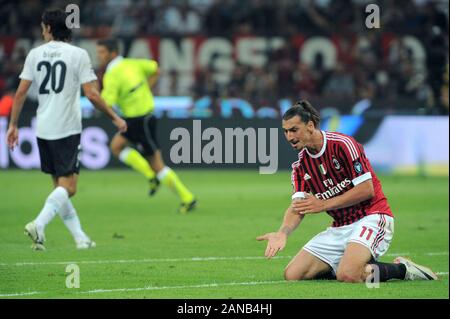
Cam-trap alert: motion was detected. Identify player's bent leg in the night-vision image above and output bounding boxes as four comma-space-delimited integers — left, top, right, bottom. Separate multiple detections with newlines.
336, 243, 410, 283
341, 213, 410, 283
336, 242, 373, 283
59, 199, 96, 249
112, 133, 157, 183
147, 150, 165, 173
56, 173, 78, 197
145, 150, 165, 196
110, 133, 128, 157
54, 175, 96, 249
149, 151, 196, 212
284, 249, 332, 281
27, 176, 73, 250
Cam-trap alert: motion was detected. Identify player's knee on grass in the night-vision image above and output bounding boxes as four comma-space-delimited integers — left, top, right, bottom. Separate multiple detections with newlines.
284, 266, 316, 281
336, 266, 365, 283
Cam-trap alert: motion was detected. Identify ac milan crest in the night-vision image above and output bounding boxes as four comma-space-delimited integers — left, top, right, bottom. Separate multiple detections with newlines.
332, 157, 341, 170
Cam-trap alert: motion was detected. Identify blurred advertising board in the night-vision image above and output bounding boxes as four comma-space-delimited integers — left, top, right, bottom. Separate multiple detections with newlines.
1, 114, 448, 176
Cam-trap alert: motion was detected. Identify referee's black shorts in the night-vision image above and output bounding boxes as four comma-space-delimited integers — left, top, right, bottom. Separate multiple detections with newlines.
37, 134, 81, 177
121, 114, 160, 156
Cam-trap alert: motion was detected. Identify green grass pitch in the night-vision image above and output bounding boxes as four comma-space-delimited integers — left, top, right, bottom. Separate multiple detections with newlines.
0, 169, 448, 298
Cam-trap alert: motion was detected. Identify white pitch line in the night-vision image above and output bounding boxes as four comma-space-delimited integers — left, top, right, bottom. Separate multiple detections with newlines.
2, 273, 449, 297
0, 280, 288, 297
385, 252, 411, 257
0, 291, 39, 297
386, 252, 449, 257
80, 273, 450, 295
0, 256, 290, 267
426, 252, 449, 256
82, 273, 450, 294
0, 252, 448, 267
80, 280, 288, 295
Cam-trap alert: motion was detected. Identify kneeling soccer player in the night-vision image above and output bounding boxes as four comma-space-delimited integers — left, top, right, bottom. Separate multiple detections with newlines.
257, 100, 438, 282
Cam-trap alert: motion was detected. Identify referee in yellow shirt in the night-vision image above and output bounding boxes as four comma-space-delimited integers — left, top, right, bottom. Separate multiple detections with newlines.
96, 39, 196, 213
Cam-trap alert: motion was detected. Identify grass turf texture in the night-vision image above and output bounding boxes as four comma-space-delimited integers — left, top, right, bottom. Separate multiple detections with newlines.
0, 169, 448, 299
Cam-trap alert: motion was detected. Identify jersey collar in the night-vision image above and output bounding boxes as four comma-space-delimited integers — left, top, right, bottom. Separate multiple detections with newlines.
305, 130, 327, 158
106, 55, 124, 72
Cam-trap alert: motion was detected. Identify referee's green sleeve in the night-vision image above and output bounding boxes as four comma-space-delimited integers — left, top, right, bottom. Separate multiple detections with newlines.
136, 59, 158, 77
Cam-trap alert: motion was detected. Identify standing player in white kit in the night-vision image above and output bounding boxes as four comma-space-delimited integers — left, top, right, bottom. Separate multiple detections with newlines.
6, 8, 127, 250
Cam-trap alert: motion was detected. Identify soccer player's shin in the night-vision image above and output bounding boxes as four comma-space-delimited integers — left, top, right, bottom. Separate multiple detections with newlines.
157, 167, 195, 204
119, 147, 155, 179
59, 200, 89, 242
35, 186, 69, 232
367, 261, 407, 281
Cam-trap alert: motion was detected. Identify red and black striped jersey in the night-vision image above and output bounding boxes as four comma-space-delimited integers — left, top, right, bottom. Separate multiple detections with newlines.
291, 131, 393, 227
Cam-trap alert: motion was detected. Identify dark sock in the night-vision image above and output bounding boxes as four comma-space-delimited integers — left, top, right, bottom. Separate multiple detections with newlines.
314, 270, 336, 280
368, 261, 407, 282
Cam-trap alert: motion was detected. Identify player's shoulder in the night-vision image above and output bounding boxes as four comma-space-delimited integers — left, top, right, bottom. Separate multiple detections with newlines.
325, 131, 358, 146
325, 131, 353, 140
124, 57, 154, 65
36, 42, 89, 58
23, 43, 49, 61
126, 57, 158, 68
325, 131, 361, 160
126, 57, 156, 62
291, 149, 305, 170
26, 43, 46, 56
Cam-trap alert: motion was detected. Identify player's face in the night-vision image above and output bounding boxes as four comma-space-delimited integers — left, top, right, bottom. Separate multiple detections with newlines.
96, 45, 112, 69
282, 116, 314, 151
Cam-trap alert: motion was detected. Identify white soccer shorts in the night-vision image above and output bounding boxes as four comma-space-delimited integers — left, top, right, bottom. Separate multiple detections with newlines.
302, 213, 394, 274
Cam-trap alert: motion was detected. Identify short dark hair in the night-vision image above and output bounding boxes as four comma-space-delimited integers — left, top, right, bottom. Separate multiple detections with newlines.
97, 38, 119, 53
282, 100, 321, 128
42, 8, 71, 41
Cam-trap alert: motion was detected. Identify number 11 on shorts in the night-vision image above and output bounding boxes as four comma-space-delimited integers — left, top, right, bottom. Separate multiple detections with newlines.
359, 226, 373, 241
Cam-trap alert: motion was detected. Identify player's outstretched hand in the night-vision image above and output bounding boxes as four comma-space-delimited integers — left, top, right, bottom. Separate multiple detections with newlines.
6, 126, 18, 150
291, 193, 326, 215
113, 117, 127, 133
256, 232, 287, 259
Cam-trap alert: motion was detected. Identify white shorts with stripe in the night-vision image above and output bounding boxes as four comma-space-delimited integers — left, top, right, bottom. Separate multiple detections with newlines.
303, 213, 394, 274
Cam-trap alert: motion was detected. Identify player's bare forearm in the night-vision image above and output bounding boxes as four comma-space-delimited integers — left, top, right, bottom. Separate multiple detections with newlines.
256, 205, 303, 258
323, 179, 375, 211
82, 81, 127, 132
293, 180, 375, 215
92, 96, 117, 120
8, 80, 32, 127
278, 205, 304, 237
82, 81, 118, 121
9, 94, 26, 127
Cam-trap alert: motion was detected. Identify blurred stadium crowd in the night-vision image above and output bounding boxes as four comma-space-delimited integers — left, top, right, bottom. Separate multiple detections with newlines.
0, 0, 448, 116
